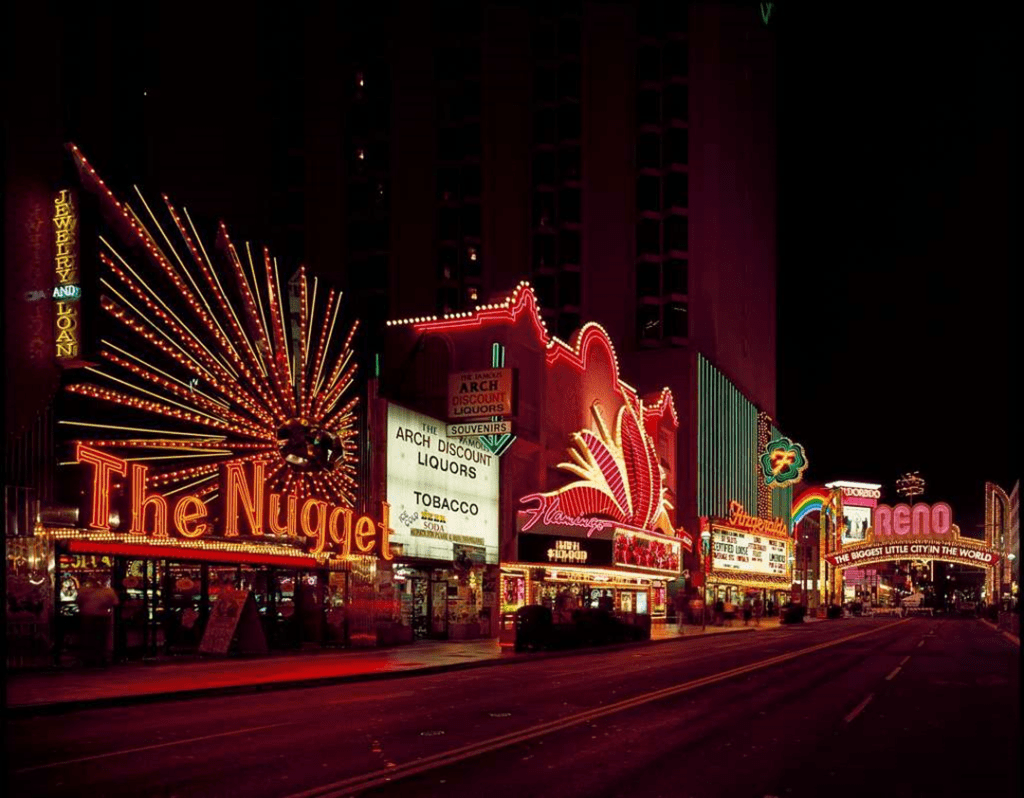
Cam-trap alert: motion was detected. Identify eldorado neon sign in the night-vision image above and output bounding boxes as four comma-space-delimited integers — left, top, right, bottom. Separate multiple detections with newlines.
75, 444, 393, 558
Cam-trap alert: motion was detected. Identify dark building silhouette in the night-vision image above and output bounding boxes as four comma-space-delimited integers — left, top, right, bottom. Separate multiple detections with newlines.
6, 0, 777, 539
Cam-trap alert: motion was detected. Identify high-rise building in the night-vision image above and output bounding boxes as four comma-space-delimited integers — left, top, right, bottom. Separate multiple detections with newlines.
6, 0, 779, 543
304, 2, 779, 536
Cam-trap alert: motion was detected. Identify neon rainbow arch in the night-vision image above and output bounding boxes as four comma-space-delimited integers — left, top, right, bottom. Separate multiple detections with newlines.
791, 487, 830, 526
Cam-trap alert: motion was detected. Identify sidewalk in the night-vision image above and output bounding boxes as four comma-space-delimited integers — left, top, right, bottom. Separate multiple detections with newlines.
5, 618, 783, 714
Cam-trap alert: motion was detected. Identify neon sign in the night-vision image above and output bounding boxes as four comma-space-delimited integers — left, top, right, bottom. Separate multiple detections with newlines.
725, 500, 788, 537
520, 398, 674, 536
75, 444, 393, 558
759, 436, 808, 488
872, 502, 952, 537
52, 189, 81, 361
613, 530, 681, 573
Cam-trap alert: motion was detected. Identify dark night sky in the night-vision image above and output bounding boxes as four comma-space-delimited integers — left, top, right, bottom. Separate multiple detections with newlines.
775, 4, 1019, 529
23, 2, 1016, 531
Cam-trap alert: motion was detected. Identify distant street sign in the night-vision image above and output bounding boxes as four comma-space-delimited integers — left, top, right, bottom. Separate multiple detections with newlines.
447, 420, 513, 438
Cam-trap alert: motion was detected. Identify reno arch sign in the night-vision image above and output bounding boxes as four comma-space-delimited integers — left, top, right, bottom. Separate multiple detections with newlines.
873, 502, 953, 537
824, 501, 1001, 569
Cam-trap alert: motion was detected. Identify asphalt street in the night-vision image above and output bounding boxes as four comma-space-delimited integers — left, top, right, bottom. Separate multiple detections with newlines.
5, 618, 1018, 798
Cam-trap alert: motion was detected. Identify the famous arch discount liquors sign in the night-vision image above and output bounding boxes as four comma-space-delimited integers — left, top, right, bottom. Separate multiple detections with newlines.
386, 403, 500, 564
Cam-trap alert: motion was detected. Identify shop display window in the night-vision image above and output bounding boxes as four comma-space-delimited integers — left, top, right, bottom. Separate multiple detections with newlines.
502, 574, 526, 614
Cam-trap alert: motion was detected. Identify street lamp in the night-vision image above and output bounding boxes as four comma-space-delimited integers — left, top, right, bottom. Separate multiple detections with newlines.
701, 528, 711, 632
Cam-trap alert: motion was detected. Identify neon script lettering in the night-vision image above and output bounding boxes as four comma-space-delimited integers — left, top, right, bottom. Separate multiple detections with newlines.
75, 445, 393, 558
519, 494, 613, 538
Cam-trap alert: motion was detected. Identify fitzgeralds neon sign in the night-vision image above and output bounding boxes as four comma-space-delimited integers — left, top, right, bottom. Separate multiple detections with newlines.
75, 445, 393, 558
725, 500, 788, 537
52, 189, 82, 361
759, 436, 808, 488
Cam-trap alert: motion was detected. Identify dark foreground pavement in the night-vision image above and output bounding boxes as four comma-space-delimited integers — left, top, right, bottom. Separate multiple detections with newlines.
4, 618, 1018, 798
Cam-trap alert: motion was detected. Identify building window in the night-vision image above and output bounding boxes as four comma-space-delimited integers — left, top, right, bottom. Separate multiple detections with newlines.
638, 46, 661, 83
664, 171, 688, 209
534, 107, 557, 143
534, 191, 556, 229
439, 207, 460, 242
559, 270, 581, 307
664, 83, 688, 123
558, 104, 581, 140
533, 234, 556, 270
637, 261, 660, 298
559, 146, 580, 180
666, 301, 688, 340
559, 229, 581, 266
637, 218, 660, 256
663, 258, 688, 295
637, 175, 661, 213
637, 133, 661, 170
462, 204, 481, 238
637, 90, 661, 127
559, 187, 581, 223
461, 166, 481, 200
664, 41, 688, 78
664, 214, 688, 253
637, 303, 661, 343
438, 168, 459, 202
665, 127, 688, 165
535, 272, 556, 308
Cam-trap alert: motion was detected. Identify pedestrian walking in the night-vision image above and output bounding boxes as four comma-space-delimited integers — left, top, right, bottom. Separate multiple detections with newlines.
76, 577, 119, 666
674, 590, 687, 634
714, 598, 725, 626
742, 597, 753, 626
753, 597, 763, 626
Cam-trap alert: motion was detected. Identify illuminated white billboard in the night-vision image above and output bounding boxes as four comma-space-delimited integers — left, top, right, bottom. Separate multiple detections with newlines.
386, 403, 500, 564
842, 504, 872, 543
712, 528, 788, 576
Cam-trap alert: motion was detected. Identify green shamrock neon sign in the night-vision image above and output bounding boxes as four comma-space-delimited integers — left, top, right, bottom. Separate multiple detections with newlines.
760, 436, 808, 488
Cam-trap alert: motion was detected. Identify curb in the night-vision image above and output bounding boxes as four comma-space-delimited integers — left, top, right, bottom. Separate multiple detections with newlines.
979, 617, 1020, 647
6, 625, 765, 718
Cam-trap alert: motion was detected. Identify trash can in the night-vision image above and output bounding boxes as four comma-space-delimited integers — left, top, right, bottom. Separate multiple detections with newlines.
514, 605, 552, 652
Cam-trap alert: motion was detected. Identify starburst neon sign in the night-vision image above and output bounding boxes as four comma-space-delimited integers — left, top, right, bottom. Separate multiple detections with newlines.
62, 144, 360, 514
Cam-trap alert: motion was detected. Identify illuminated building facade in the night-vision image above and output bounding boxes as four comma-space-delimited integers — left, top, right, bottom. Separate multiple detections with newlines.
381, 284, 689, 636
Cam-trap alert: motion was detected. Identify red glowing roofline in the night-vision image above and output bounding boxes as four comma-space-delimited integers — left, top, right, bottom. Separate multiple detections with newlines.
388, 282, 679, 428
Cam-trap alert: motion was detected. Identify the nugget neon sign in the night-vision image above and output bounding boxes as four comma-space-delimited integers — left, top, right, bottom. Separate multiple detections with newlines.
75, 444, 393, 558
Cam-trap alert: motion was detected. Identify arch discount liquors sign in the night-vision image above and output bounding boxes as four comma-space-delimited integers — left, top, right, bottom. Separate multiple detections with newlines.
448, 368, 514, 420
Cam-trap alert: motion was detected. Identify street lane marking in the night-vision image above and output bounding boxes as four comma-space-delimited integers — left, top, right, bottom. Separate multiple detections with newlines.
327, 690, 415, 705
286, 619, 911, 798
885, 667, 901, 681
899, 656, 910, 666
14, 722, 294, 774
844, 693, 874, 723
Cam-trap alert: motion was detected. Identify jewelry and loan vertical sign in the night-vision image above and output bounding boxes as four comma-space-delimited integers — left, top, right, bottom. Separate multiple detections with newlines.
52, 188, 82, 362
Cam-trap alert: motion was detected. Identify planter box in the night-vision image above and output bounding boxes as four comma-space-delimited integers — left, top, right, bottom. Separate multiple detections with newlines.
449, 622, 481, 640
376, 623, 414, 646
